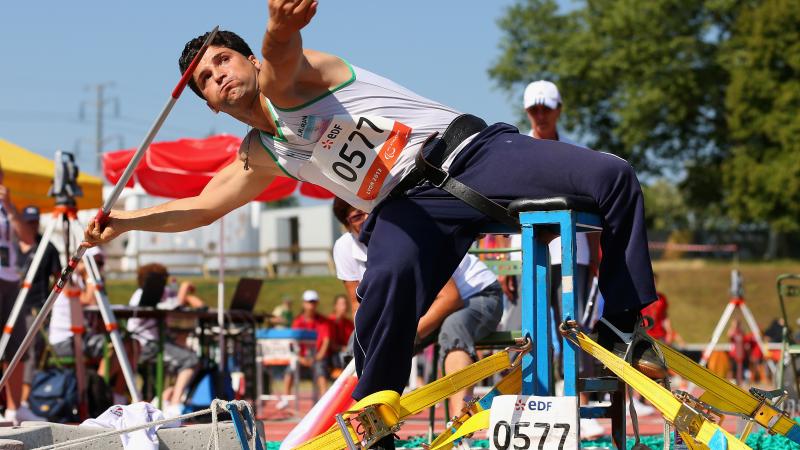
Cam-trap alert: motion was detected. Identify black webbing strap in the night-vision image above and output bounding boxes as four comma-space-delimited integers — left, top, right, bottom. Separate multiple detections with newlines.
414, 135, 520, 229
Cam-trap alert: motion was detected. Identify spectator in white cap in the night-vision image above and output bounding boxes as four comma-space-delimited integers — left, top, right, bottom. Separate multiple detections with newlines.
277, 288, 332, 409
523, 80, 567, 141
521, 79, 608, 437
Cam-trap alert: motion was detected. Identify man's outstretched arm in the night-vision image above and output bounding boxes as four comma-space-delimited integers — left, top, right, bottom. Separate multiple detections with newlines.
260, 0, 350, 107
84, 134, 279, 246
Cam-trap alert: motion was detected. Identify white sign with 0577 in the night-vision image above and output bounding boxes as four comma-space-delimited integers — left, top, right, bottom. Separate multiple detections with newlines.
489, 395, 578, 450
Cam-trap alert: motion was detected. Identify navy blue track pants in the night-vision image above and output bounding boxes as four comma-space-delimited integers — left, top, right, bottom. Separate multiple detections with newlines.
352, 123, 656, 400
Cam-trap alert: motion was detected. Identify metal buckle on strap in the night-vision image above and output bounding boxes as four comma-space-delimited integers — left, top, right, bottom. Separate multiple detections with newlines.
673, 391, 726, 425
507, 336, 533, 368
335, 405, 402, 450
749, 387, 791, 434
431, 172, 450, 188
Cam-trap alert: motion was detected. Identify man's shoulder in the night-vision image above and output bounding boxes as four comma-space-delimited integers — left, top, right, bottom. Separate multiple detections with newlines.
334, 232, 355, 249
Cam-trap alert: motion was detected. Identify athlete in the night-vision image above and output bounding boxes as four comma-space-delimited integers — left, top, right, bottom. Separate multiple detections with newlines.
85, 2, 662, 447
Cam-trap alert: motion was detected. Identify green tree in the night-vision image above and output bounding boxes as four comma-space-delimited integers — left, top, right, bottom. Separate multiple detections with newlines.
491, 0, 800, 252
490, 0, 733, 175
642, 179, 690, 232
720, 0, 800, 233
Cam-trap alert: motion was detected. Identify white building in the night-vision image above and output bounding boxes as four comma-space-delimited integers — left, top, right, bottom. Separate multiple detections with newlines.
259, 203, 340, 277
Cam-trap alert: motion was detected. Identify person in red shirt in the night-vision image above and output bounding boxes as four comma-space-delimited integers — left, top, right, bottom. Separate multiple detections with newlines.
640, 273, 682, 344
329, 295, 354, 353
328, 294, 355, 377
280, 289, 331, 408
742, 331, 767, 383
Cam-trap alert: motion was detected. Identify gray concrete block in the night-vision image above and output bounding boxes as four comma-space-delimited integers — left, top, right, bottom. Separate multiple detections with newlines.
0, 439, 24, 450
0, 420, 265, 449
158, 421, 266, 449
0, 424, 55, 448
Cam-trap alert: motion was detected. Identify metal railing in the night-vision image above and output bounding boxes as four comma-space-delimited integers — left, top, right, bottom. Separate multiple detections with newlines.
104, 246, 335, 278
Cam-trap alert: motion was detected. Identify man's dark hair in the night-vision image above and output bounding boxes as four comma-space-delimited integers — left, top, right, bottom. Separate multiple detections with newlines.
332, 197, 355, 227
179, 30, 255, 100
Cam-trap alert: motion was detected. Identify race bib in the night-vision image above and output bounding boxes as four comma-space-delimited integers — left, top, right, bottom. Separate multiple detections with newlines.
490, 395, 578, 450
311, 115, 412, 200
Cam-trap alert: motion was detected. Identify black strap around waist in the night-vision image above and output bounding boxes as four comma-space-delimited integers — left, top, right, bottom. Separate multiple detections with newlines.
414, 139, 520, 229
391, 114, 520, 228
390, 114, 487, 195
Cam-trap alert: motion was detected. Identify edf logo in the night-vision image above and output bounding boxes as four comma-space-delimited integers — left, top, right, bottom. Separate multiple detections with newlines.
527, 400, 553, 411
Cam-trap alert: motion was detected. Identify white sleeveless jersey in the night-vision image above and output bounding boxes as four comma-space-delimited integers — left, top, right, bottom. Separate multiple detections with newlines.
257, 61, 460, 212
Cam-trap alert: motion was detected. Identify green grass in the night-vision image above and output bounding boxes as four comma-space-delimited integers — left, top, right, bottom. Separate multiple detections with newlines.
104, 275, 347, 316
105, 260, 800, 342
654, 259, 800, 342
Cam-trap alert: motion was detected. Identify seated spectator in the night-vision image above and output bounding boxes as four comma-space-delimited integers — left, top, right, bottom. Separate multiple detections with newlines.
48, 247, 131, 404
278, 289, 331, 409
127, 263, 202, 417
764, 317, 786, 343
331, 198, 503, 414
269, 296, 294, 328
328, 294, 354, 375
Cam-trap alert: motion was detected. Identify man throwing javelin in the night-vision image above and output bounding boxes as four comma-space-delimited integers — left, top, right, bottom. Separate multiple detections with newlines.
85, 2, 664, 447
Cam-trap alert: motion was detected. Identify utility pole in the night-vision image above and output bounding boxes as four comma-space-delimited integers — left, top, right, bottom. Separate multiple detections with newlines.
79, 82, 121, 174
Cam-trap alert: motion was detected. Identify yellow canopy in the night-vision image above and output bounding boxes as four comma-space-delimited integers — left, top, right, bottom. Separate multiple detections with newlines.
0, 138, 103, 213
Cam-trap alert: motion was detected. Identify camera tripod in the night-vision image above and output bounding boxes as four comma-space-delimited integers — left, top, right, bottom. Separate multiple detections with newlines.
0, 152, 140, 412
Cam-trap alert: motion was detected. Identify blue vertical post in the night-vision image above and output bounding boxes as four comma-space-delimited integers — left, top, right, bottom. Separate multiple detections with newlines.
534, 229, 551, 395
520, 211, 556, 395
560, 212, 579, 397
520, 222, 535, 395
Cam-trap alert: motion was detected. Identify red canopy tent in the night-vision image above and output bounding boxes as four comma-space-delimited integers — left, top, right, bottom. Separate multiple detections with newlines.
102, 134, 334, 201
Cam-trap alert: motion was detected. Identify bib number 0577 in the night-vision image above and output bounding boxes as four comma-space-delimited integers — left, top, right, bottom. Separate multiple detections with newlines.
312, 114, 412, 201
331, 117, 384, 182
492, 420, 571, 450
489, 396, 578, 450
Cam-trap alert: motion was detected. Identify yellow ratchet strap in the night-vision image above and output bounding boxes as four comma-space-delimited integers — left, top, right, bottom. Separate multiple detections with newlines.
429, 410, 491, 450
294, 344, 528, 450
428, 365, 522, 450
560, 324, 750, 450
653, 340, 800, 444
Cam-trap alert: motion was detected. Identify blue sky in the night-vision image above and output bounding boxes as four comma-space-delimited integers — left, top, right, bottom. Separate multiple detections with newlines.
2, 1, 557, 179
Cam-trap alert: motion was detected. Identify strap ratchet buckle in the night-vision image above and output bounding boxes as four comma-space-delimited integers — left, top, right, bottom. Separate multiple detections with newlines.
335, 405, 401, 450
749, 387, 791, 434
673, 390, 725, 426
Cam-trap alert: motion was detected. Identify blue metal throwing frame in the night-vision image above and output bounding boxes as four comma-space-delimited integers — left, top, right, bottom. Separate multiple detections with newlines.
514, 207, 625, 448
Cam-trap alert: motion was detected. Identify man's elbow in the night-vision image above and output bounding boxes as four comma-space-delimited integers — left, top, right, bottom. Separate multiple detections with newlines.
195, 206, 228, 228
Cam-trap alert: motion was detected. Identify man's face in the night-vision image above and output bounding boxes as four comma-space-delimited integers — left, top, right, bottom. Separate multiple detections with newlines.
346, 208, 368, 236
303, 300, 317, 314
526, 105, 561, 139
26, 219, 39, 233
193, 46, 261, 114
333, 296, 348, 315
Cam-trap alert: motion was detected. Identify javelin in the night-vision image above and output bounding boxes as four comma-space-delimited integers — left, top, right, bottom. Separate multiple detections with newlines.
0, 26, 220, 395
